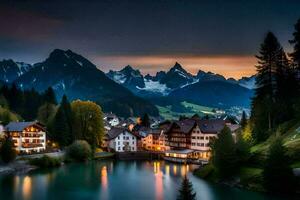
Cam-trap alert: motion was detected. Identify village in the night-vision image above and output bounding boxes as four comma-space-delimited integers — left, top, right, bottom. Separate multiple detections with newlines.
0, 112, 240, 165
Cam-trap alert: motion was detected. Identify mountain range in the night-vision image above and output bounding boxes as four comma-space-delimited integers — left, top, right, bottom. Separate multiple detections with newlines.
107, 62, 255, 108
0, 49, 256, 117
0, 50, 158, 117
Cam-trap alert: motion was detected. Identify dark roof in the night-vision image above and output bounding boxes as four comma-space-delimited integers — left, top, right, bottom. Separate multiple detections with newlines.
106, 127, 139, 140
197, 119, 226, 133
5, 121, 45, 132
165, 118, 228, 135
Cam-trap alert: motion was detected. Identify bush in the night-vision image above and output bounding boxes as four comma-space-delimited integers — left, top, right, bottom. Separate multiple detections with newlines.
66, 140, 92, 162
29, 155, 61, 168
0, 137, 17, 163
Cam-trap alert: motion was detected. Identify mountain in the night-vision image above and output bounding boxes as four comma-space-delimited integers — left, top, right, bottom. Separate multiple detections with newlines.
106, 65, 145, 93
0, 59, 33, 83
158, 62, 196, 89
196, 70, 226, 82
13, 49, 158, 117
237, 75, 256, 89
168, 80, 254, 108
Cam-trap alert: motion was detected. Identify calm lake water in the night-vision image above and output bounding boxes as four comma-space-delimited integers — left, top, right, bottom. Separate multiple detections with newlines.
0, 160, 287, 200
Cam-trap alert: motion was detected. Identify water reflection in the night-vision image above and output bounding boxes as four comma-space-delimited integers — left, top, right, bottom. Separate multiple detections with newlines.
22, 176, 32, 200
0, 160, 286, 200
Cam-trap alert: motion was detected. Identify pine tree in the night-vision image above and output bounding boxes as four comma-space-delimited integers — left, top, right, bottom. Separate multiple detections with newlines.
60, 95, 73, 142
212, 126, 237, 179
240, 111, 247, 130
289, 18, 300, 72
263, 137, 296, 193
52, 106, 70, 147
236, 133, 250, 164
177, 176, 196, 200
251, 32, 283, 142
141, 113, 150, 127
43, 87, 57, 105
37, 103, 57, 125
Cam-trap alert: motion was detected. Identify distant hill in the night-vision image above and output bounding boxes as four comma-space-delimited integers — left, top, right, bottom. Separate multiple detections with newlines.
2, 49, 159, 117
168, 80, 254, 108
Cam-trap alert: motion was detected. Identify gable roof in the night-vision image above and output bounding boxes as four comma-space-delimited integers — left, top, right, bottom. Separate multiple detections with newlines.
5, 121, 45, 132
197, 119, 226, 133
106, 127, 139, 140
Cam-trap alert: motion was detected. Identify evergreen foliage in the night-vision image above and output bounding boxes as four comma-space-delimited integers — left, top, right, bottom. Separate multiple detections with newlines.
37, 103, 57, 125
141, 113, 150, 127
0, 136, 17, 163
177, 176, 197, 200
240, 111, 247, 130
52, 105, 70, 147
262, 137, 296, 193
43, 87, 57, 105
212, 126, 237, 179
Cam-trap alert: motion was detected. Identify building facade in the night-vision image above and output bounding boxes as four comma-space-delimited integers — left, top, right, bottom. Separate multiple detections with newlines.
4, 121, 46, 153
106, 127, 138, 152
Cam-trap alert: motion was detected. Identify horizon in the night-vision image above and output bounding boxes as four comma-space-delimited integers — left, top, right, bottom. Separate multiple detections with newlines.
1, 0, 300, 79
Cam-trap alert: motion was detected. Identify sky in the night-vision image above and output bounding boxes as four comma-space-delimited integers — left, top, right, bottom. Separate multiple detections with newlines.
1, 0, 300, 79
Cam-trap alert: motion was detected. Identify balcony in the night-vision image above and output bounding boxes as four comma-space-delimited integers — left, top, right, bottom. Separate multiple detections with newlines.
22, 143, 43, 148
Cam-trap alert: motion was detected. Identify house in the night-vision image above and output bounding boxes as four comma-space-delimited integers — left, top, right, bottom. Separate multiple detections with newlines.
4, 121, 46, 154
106, 127, 139, 152
164, 117, 239, 161
0, 123, 4, 137
141, 128, 170, 152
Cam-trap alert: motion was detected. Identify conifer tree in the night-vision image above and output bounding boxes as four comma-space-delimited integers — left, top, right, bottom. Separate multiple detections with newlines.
240, 111, 247, 130
177, 176, 196, 200
212, 126, 237, 178
43, 87, 57, 105
289, 18, 300, 72
263, 137, 295, 193
141, 113, 150, 127
60, 95, 73, 142
251, 32, 283, 141
52, 106, 70, 147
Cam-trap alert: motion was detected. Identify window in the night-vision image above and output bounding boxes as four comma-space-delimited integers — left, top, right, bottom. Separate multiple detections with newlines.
118, 141, 120, 145
200, 137, 204, 140
118, 147, 120, 150
132, 136, 134, 140
118, 136, 120, 139
197, 143, 201, 146
197, 131, 200, 133
192, 136, 196, 139
132, 141, 134, 145
123, 136, 126, 140
132, 147, 135, 150
126, 137, 129, 140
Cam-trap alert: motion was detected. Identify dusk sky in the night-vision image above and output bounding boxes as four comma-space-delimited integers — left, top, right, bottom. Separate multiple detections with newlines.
1, 0, 300, 79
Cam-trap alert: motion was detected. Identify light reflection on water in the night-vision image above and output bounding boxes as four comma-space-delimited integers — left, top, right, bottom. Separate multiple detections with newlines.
0, 160, 287, 200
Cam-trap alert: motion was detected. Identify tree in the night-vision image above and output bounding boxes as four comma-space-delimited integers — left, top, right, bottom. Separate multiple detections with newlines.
289, 18, 300, 72
37, 103, 57, 125
251, 32, 283, 142
141, 113, 150, 127
177, 176, 196, 200
52, 105, 70, 147
0, 95, 8, 109
236, 132, 250, 164
212, 126, 237, 178
43, 87, 57, 105
71, 100, 104, 149
0, 136, 17, 163
66, 140, 92, 162
263, 137, 296, 193
60, 95, 73, 141
240, 111, 247, 130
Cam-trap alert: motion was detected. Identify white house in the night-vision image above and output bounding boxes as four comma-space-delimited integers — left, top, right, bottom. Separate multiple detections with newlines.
106, 127, 138, 152
104, 113, 120, 127
4, 121, 46, 154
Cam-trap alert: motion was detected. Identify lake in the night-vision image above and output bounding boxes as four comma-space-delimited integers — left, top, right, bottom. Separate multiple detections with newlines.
0, 160, 286, 200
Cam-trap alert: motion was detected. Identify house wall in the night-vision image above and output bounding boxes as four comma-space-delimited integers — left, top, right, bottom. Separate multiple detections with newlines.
190, 125, 217, 151
109, 131, 137, 152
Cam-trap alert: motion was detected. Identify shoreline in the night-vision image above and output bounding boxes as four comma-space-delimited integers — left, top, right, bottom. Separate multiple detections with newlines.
0, 160, 37, 176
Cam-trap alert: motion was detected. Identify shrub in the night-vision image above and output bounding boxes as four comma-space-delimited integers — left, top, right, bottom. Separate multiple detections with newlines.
66, 140, 92, 162
29, 155, 61, 168
0, 137, 17, 163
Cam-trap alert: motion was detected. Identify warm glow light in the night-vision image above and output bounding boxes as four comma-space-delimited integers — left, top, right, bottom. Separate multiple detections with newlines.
22, 176, 32, 200
92, 55, 256, 79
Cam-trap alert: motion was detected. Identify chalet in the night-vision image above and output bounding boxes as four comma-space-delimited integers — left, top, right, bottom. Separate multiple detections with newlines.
106, 127, 139, 152
103, 113, 120, 127
164, 117, 239, 161
4, 121, 46, 154
141, 128, 170, 152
